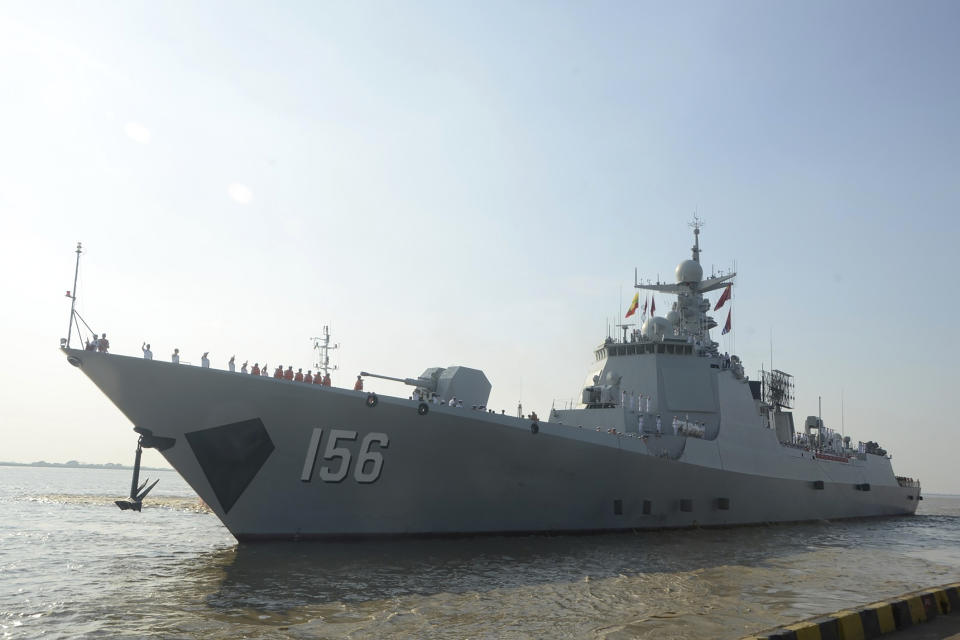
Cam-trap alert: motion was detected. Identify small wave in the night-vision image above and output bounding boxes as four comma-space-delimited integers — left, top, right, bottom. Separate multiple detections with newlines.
26, 494, 212, 513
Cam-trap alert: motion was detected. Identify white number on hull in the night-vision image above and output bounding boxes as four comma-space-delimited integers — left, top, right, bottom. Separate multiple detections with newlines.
300, 428, 390, 484
300, 428, 324, 481
318, 429, 357, 482
354, 433, 389, 483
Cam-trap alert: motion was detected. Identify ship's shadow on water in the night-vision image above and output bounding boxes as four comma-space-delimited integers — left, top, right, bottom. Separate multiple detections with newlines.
194, 513, 956, 613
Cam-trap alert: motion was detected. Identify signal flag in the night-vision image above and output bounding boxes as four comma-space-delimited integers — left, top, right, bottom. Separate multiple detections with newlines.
625, 292, 640, 318
714, 284, 732, 311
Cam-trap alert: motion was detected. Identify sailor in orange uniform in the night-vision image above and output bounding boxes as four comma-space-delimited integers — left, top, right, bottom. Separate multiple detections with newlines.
304, 370, 313, 384
251, 363, 260, 376
274, 366, 283, 378
354, 375, 364, 391
294, 368, 304, 382
284, 366, 294, 381
313, 372, 323, 385
322, 373, 331, 386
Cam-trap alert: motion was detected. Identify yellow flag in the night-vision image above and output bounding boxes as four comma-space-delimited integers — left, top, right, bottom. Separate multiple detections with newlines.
625, 292, 640, 318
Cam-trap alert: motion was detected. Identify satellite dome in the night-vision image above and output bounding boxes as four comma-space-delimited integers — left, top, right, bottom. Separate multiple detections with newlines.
675, 259, 703, 284
665, 310, 680, 325
641, 316, 672, 340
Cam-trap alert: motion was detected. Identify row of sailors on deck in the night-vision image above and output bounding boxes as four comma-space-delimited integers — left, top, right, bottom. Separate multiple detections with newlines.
621, 390, 652, 413
410, 389, 465, 407
84, 334, 110, 352
636, 414, 707, 436
405, 389, 507, 412
140, 342, 333, 385
271, 366, 332, 385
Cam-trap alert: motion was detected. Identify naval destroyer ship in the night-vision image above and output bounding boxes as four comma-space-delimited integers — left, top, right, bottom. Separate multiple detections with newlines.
61, 224, 920, 540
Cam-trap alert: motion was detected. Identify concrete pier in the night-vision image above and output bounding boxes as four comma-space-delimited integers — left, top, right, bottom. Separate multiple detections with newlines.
744, 582, 960, 639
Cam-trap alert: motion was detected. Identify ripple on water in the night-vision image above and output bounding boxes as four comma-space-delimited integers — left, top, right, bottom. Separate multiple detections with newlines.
1, 467, 959, 639
26, 494, 212, 513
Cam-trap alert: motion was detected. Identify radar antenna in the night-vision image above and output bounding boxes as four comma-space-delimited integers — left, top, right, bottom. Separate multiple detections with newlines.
689, 215, 704, 263
311, 326, 339, 377
762, 369, 795, 411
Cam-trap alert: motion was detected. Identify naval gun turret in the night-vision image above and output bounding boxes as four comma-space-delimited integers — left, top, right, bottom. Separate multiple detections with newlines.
361, 366, 492, 408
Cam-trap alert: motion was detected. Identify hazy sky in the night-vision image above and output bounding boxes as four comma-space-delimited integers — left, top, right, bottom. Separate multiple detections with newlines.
1, 2, 958, 492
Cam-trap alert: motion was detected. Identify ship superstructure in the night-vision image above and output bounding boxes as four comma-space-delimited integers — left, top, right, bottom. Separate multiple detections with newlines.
62, 224, 920, 541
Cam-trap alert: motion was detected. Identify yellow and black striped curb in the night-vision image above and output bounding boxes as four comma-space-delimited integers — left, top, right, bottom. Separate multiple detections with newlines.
743, 582, 960, 639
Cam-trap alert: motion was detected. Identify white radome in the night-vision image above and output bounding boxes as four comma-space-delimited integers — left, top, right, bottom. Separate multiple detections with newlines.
641, 316, 672, 339
675, 259, 703, 283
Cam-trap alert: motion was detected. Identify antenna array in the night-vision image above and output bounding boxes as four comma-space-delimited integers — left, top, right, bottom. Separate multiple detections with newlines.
310, 326, 339, 377
762, 369, 795, 410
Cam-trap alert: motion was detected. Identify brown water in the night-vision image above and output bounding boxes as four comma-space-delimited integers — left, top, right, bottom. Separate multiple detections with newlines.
2, 466, 958, 639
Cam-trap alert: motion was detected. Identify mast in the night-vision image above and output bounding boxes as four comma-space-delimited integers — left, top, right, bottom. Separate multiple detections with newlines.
689, 215, 703, 263
311, 325, 339, 377
818, 395, 822, 449
66, 242, 82, 349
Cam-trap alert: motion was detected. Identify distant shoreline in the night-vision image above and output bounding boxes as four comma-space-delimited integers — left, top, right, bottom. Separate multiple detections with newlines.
0, 461, 170, 472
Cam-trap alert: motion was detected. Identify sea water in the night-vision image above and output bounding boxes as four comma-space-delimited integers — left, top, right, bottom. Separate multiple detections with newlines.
1, 465, 958, 639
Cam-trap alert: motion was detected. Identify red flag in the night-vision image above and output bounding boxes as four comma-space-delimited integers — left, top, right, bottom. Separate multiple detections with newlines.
651, 296, 656, 315
642, 297, 648, 317
65, 290, 71, 297
721, 309, 731, 335
714, 284, 731, 311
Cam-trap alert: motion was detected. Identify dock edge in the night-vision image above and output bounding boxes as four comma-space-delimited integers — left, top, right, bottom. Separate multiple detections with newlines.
743, 582, 960, 639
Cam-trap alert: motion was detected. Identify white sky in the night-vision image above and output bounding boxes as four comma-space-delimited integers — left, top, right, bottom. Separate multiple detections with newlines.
1, 2, 958, 492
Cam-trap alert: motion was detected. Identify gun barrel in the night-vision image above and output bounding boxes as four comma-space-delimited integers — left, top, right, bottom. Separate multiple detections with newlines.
360, 371, 421, 386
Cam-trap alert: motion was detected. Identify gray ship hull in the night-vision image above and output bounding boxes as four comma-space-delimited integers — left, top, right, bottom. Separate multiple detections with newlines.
65, 350, 919, 541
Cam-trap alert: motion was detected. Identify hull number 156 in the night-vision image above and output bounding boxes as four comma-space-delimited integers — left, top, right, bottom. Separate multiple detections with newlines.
300, 428, 390, 484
